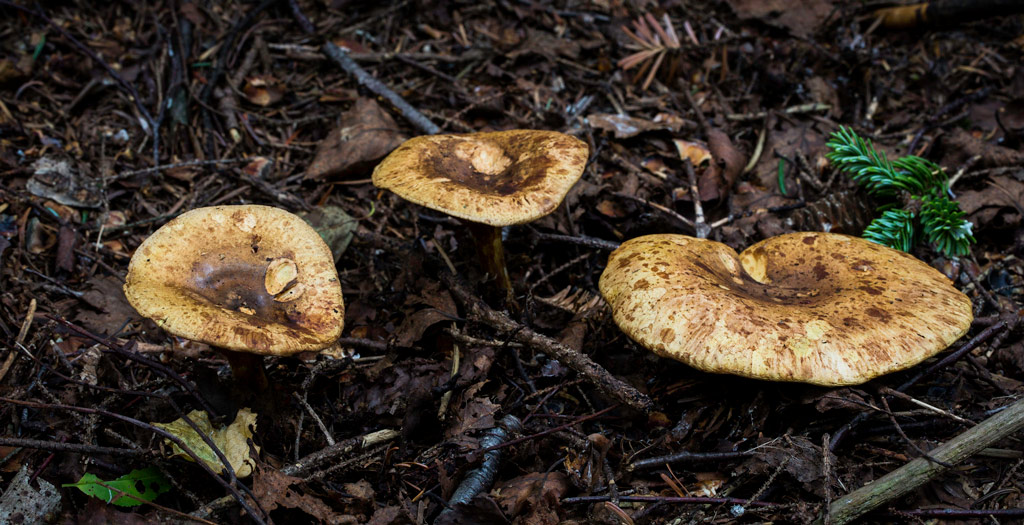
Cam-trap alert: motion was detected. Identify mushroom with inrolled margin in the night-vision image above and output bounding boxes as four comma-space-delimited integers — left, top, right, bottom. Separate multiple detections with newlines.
598, 232, 973, 386
372, 129, 589, 302
123, 205, 345, 393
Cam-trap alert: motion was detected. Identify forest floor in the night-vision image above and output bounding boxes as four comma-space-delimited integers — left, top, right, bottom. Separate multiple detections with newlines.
1, 0, 1023, 523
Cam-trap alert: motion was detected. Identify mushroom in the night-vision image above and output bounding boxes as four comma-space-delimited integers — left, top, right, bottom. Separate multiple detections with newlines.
123, 205, 345, 392
372, 129, 589, 299
598, 232, 973, 386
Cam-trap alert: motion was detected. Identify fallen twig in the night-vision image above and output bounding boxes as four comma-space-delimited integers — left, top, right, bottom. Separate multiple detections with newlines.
0, 437, 144, 457
817, 394, 1024, 525
683, 159, 710, 238
830, 320, 1009, 451
628, 449, 754, 470
440, 272, 653, 413
531, 231, 621, 251
562, 494, 779, 508
286, 0, 440, 135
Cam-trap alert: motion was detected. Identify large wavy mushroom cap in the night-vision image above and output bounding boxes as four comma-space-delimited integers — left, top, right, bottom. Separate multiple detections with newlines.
371, 130, 589, 226
599, 232, 973, 386
123, 205, 345, 356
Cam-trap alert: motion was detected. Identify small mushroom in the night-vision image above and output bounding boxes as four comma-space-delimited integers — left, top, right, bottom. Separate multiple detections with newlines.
123, 205, 345, 392
599, 232, 973, 386
372, 129, 589, 301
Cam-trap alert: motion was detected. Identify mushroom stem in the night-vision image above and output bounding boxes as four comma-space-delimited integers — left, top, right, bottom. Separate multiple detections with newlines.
466, 221, 514, 303
222, 350, 269, 394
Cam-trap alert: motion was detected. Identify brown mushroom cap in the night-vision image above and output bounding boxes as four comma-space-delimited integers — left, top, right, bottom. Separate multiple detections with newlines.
371, 130, 589, 226
599, 232, 973, 386
124, 205, 345, 356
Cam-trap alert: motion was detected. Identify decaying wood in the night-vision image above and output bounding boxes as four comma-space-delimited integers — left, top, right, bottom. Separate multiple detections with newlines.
819, 395, 1024, 525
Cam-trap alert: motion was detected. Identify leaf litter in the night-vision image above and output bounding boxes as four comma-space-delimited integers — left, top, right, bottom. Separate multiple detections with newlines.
0, 1, 1022, 524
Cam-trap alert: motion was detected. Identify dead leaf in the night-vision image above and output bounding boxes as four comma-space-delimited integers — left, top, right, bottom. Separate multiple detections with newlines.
254, 465, 345, 523
942, 128, 1024, 168
493, 472, 569, 524
0, 465, 61, 525
508, 28, 579, 59
737, 436, 834, 497
957, 175, 1024, 230
27, 157, 102, 208
306, 98, 407, 179
56, 223, 76, 273
596, 199, 628, 218
724, 0, 836, 38
344, 359, 447, 416
242, 156, 273, 178
366, 505, 413, 525
152, 408, 259, 478
242, 75, 285, 106
753, 122, 828, 189
393, 308, 451, 347
76, 276, 141, 335
589, 113, 691, 139
806, 77, 841, 117
301, 205, 358, 262
446, 381, 499, 445
705, 128, 744, 199
405, 278, 458, 315
673, 138, 713, 167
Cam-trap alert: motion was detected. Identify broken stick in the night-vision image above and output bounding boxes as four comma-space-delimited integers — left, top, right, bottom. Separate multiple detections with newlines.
440, 272, 653, 413
818, 395, 1024, 525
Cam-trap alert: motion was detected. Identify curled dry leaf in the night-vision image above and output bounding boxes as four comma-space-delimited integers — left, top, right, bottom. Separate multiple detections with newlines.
306, 98, 408, 179
673, 138, 713, 166
254, 465, 347, 522
243, 75, 285, 106
589, 113, 692, 139
152, 407, 259, 478
492, 472, 569, 524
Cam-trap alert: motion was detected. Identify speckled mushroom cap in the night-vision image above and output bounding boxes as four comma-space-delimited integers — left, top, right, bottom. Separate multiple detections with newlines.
599, 232, 973, 386
123, 205, 345, 356
371, 130, 589, 226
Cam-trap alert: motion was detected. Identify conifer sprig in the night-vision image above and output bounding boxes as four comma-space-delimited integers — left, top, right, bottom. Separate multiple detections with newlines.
825, 126, 974, 257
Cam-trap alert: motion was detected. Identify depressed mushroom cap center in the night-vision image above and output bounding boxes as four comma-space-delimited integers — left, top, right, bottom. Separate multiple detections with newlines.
123, 205, 345, 355
372, 130, 590, 225
598, 232, 973, 386
454, 140, 513, 175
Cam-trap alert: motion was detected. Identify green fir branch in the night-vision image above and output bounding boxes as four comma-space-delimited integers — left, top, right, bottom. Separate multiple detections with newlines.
920, 196, 975, 257
826, 126, 974, 258
862, 208, 917, 252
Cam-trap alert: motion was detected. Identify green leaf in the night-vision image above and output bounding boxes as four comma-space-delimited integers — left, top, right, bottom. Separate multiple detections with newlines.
63, 467, 170, 507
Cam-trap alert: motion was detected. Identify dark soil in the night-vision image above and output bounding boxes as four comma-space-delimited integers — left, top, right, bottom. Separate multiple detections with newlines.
1, 0, 1023, 523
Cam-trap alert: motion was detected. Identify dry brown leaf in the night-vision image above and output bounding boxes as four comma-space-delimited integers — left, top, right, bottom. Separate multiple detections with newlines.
724, 0, 836, 38
446, 381, 499, 444
242, 75, 285, 106
254, 466, 347, 523
492, 472, 569, 524
306, 98, 407, 179
589, 113, 691, 139
76, 276, 141, 335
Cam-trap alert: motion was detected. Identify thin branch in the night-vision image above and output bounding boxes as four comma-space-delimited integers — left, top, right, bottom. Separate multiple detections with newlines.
818, 395, 1024, 525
